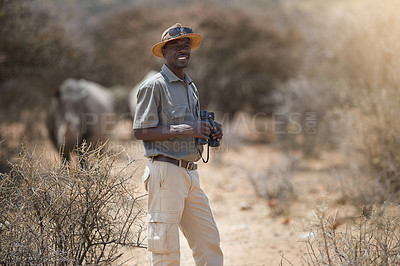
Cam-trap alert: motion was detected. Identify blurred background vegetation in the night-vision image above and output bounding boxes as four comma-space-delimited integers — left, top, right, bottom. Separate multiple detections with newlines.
0, 0, 302, 120
1, 0, 400, 203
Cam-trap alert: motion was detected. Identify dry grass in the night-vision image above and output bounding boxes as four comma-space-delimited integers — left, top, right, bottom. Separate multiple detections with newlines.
335, 163, 400, 216
248, 156, 298, 216
303, 205, 400, 265
0, 143, 146, 265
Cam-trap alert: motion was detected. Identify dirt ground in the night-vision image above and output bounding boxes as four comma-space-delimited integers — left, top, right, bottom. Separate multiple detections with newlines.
2, 120, 350, 266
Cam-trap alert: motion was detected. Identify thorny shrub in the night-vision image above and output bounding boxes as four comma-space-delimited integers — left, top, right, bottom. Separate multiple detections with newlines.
0, 143, 146, 265
303, 205, 400, 265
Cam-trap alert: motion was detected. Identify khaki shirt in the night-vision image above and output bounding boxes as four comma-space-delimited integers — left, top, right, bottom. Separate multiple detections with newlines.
133, 64, 203, 161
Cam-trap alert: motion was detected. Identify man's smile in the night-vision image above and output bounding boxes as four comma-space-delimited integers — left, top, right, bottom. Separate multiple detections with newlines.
177, 53, 189, 61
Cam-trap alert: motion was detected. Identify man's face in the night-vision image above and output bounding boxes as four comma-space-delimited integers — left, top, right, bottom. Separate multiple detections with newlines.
162, 37, 191, 70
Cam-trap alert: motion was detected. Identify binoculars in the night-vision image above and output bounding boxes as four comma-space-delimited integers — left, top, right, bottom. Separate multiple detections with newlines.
196, 110, 221, 147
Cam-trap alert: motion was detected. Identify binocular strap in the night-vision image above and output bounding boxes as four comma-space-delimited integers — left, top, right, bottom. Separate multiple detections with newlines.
199, 143, 210, 163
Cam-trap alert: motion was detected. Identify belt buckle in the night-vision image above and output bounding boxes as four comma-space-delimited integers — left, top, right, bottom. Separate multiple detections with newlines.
179, 160, 195, 170
187, 162, 195, 170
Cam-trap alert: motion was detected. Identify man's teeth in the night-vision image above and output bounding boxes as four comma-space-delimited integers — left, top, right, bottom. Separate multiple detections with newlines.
178, 56, 187, 60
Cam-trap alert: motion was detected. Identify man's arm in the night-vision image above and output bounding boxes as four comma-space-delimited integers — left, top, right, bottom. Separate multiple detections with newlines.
133, 121, 213, 141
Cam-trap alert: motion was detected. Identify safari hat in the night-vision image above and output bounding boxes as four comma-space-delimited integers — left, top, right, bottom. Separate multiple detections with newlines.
152, 23, 201, 58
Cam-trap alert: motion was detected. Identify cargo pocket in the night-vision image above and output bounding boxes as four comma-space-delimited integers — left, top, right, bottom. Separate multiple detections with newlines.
147, 212, 180, 254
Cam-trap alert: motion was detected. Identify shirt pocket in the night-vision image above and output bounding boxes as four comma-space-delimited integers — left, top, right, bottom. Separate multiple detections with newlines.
162, 105, 189, 125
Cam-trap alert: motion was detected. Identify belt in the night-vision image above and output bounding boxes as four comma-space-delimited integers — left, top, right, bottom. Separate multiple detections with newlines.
151, 155, 198, 171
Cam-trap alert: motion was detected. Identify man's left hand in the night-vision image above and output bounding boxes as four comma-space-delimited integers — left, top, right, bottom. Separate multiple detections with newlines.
212, 122, 223, 142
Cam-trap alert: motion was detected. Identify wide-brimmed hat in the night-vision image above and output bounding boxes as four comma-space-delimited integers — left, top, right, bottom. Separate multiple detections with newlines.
152, 23, 201, 58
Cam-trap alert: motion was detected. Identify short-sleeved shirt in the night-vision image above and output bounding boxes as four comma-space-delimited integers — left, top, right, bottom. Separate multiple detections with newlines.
133, 64, 203, 162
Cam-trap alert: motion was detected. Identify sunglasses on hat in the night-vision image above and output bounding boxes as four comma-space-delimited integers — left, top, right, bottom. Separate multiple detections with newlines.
162, 27, 194, 41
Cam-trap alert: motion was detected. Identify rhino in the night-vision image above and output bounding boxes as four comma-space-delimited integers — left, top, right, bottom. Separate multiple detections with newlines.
46, 78, 116, 162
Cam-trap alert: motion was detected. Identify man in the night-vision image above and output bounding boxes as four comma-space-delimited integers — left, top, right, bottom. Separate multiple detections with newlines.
133, 23, 224, 266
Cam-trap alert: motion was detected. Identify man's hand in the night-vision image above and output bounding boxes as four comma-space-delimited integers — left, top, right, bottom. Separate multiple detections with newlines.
212, 122, 223, 142
172, 121, 212, 140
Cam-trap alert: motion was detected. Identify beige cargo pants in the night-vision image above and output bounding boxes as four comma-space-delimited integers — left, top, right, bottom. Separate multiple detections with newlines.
142, 160, 223, 266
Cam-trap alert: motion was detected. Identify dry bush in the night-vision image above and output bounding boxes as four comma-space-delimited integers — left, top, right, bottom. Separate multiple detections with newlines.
269, 3, 342, 157
192, 5, 301, 116
275, 77, 338, 157
87, 6, 163, 87
0, 143, 146, 265
303, 205, 400, 265
276, 0, 400, 187
248, 156, 297, 216
323, 0, 400, 198
0, 0, 88, 122
334, 146, 400, 214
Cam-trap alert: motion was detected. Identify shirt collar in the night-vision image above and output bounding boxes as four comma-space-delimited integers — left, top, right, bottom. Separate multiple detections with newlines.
161, 64, 192, 85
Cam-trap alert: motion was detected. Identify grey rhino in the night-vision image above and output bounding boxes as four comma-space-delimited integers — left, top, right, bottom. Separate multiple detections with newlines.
47, 78, 116, 161
129, 70, 158, 117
